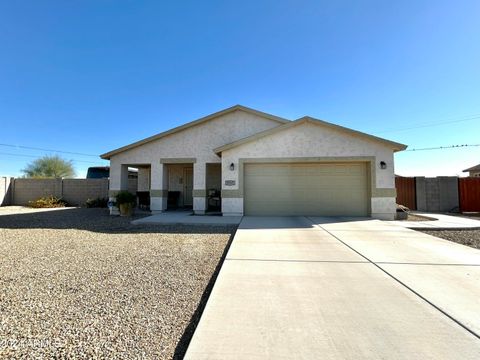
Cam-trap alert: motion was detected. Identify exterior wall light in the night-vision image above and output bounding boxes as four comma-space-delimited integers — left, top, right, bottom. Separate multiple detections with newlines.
380, 161, 387, 170
229, 163, 235, 171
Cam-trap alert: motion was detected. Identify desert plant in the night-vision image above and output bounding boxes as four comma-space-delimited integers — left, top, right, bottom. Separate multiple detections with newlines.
22, 155, 75, 178
115, 191, 136, 205
28, 196, 67, 208
115, 191, 136, 216
85, 197, 109, 208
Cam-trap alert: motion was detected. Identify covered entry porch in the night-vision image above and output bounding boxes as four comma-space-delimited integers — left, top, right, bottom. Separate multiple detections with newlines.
108, 159, 222, 215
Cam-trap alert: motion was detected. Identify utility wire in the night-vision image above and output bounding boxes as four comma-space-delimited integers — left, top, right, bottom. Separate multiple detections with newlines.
404, 144, 480, 152
2, 113, 479, 158
377, 115, 480, 134
0, 143, 99, 157
3, 111, 479, 154
0, 152, 107, 164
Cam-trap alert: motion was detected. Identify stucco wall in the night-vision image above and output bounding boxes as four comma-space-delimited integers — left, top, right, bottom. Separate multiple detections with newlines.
109, 110, 283, 177
106, 110, 399, 218
221, 121, 397, 219
1, 177, 13, 206
108, 109, 284, 213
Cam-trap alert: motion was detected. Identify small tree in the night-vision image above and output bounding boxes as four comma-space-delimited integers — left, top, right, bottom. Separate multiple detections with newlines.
22, 155, 75, 178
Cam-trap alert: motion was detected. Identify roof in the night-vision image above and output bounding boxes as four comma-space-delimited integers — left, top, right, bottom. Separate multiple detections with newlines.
214, 116, 408, 154
463, 164, 480, 172
100, 105, 290, 160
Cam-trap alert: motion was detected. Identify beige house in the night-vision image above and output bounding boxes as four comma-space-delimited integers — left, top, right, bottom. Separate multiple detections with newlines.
463, 164, 480, 177
101, 105, 406, 220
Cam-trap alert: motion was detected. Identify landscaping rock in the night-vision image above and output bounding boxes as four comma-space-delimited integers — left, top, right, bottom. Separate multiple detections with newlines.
0, 207, 235, 359
419, 229, 480, 250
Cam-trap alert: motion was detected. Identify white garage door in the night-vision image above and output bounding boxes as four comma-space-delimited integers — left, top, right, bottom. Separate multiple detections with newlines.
244, 163, 369, 216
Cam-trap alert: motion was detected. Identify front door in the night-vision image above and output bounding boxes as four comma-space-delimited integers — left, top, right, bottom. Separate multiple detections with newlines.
183, 167, 193, 207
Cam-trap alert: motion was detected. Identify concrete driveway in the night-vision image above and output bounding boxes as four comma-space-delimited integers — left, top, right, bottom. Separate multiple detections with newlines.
185, 217, 480, 359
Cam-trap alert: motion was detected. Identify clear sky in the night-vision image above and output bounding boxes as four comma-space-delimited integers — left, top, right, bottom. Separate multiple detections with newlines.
1, 1, 479, 178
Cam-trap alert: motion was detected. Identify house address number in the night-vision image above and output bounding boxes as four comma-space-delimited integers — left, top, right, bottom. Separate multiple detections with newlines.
224, 180, 236, 186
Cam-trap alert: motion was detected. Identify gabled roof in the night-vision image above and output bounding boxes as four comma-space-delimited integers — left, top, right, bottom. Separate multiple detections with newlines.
214, 116, 407, 155
463, 164, 480, 172
100, 105, 289, 159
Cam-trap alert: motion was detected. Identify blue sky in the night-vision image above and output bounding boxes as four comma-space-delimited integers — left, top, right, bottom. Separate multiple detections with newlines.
1, 0, 479, 177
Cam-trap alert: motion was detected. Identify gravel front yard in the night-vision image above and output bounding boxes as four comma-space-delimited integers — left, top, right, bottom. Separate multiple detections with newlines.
419, 229, 480, 250
0, 207, 236, 359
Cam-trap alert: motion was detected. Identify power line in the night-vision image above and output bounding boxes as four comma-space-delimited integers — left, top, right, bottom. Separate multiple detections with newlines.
0, 143, 99, 157
0, 152, 107, 164
404, 144, 480, 152
376, 114, 480, 134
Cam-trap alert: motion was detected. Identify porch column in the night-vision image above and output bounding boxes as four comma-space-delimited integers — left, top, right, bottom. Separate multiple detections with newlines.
193, 162, 207, 215
150, 161, 168, 213
108, 161, 129, 215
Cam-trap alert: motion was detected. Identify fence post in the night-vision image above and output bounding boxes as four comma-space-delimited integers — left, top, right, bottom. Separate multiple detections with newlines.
415, 177, 426, 211
438, 177, 460, 212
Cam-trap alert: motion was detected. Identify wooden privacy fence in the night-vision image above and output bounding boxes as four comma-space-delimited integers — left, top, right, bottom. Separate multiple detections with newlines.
459, 178, 480, 212
395, 176, 416, 210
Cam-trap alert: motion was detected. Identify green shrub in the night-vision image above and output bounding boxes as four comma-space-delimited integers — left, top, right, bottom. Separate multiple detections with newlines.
85, 197, 109, 208
28, 196, 67, 208
115, 191, 136, 206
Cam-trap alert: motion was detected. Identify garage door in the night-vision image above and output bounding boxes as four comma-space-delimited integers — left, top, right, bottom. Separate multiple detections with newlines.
244, 163, 369, 216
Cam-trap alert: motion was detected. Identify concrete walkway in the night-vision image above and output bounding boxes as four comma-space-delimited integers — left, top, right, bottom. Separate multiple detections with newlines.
131, 210, 242, 225
185, 216, 480, 359
388, 212, 480, 229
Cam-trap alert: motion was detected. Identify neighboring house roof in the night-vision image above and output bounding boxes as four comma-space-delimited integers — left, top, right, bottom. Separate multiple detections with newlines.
463, 164, 480, 172
214, 116, 408, 155
100, 105, 290, 160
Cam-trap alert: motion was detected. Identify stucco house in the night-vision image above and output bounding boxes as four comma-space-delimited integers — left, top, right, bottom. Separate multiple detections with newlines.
463, 164, 480, 177
101, 105, 407, 220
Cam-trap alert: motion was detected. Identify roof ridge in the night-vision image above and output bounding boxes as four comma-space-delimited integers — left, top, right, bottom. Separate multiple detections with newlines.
100, 105, 289, 159
463, 163, 480, 172
214, 115, 407, 154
